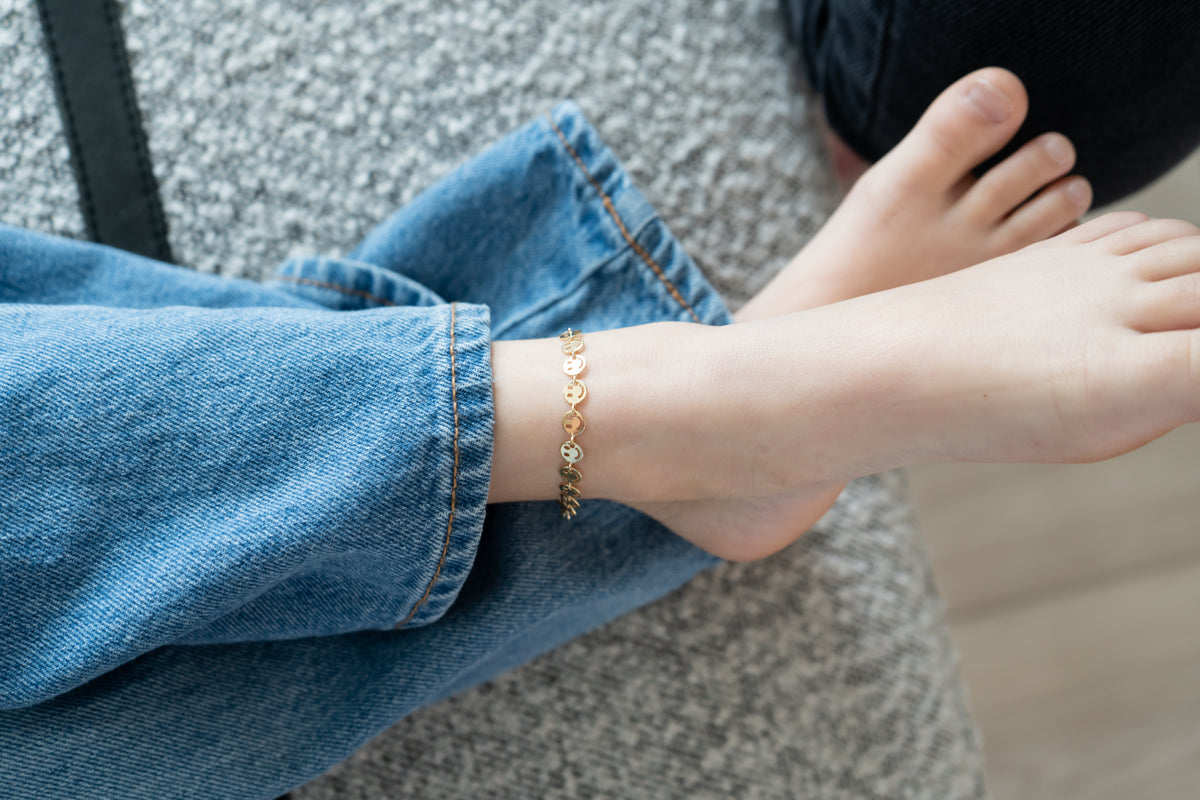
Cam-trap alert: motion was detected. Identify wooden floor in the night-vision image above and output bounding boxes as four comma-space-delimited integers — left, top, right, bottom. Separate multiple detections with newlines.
909, 151, 1200, 800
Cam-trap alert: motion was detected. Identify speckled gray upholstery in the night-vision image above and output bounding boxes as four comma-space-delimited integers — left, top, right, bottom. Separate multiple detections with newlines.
1, 0, 986, 796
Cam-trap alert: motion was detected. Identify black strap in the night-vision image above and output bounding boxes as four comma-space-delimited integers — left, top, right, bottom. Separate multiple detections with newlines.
36, 0, 174, 263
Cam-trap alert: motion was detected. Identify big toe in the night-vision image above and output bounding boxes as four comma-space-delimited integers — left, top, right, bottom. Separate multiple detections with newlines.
875, 67, 1029, 195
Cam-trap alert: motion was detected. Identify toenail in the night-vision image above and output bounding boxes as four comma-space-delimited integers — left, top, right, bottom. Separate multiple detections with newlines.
1066, 178, 1091, 207
1043, 134, 1074, 166
964, 78, 1014, 124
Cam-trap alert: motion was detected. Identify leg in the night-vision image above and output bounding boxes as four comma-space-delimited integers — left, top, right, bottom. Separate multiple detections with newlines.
783, 0, 1200, 206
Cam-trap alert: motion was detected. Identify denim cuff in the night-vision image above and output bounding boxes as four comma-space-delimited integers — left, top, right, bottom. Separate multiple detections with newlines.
0, 225, 498, 707
393, 300, 493, 628
265, 257, 495, 629
540, 101, 733, 330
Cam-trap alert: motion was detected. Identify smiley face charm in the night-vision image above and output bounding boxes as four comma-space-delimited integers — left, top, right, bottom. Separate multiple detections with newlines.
563, 380, 587, 405
560, 439, 583, 463
563, 354, 586, 377
559, 464, 583, 483
560, 336, 585, 355
562, 409, 586, 435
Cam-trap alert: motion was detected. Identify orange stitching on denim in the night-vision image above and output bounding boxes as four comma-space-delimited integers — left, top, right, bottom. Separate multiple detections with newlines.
273, 274, 398, 307
395, 302, 460, 629
545, 114, 703, 324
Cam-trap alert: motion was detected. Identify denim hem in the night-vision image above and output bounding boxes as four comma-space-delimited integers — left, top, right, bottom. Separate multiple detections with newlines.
544, 106, 701, 323
263, 262, 494, 629
544, 102, 734, 329
624, 214, 734, 327
267, 255, 449, 310
393, 301, 494, 628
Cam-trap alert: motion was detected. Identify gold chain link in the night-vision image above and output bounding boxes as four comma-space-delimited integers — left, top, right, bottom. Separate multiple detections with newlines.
557, 328, 587, 518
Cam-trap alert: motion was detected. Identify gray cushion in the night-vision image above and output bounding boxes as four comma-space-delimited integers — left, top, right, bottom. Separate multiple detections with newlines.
2, 0, 986, 795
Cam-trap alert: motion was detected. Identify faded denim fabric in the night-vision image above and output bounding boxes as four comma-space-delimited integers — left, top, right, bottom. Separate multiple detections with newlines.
1, 102, 732, 798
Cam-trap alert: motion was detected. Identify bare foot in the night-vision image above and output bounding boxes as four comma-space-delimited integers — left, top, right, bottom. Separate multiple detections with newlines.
736, 67, 1093, 322
639, 212, 1200, 561
636, 69, 1092, 557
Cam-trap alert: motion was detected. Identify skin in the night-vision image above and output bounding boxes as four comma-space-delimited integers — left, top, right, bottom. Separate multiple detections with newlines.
736, 67, 1092, 319
488, 68, 1200, 562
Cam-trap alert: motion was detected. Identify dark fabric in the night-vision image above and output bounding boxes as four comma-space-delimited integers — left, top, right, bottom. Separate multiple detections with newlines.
784, 0, 1200, 207
35, 0, 173, 262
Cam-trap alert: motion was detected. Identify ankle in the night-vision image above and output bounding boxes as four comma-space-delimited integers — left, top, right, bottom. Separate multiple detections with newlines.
683, 312, 901, 495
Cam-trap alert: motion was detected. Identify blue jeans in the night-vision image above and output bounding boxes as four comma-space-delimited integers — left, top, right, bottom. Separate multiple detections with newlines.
0, 102, 731, 799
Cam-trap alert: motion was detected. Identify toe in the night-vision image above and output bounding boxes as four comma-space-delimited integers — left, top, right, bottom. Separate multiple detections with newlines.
1136, 329, 1200, 428
1132, 269, 1200, 333
872, 67, 1028, 196
1056, 211, 1150, 243
964, 133, 1077, 224
1131, 232, 1200, 282
994, 175, 1092, 250
1102, 218, 1200, 255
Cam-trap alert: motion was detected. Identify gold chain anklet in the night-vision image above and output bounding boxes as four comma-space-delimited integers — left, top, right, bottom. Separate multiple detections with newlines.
557, 328, 587, 519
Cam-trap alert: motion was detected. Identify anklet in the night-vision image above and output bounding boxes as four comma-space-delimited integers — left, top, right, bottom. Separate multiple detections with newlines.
557, 328, 587, 519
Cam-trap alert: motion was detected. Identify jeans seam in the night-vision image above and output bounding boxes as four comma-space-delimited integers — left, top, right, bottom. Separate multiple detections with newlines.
544, 113, 703, 324
272, 274, 399, 307
394, 301, 461, 629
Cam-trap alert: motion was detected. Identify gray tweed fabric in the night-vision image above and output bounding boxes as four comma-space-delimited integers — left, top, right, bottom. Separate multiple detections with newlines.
0, 0, 84, 238
3, 0, 986, 796
119, 0, 838, 302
